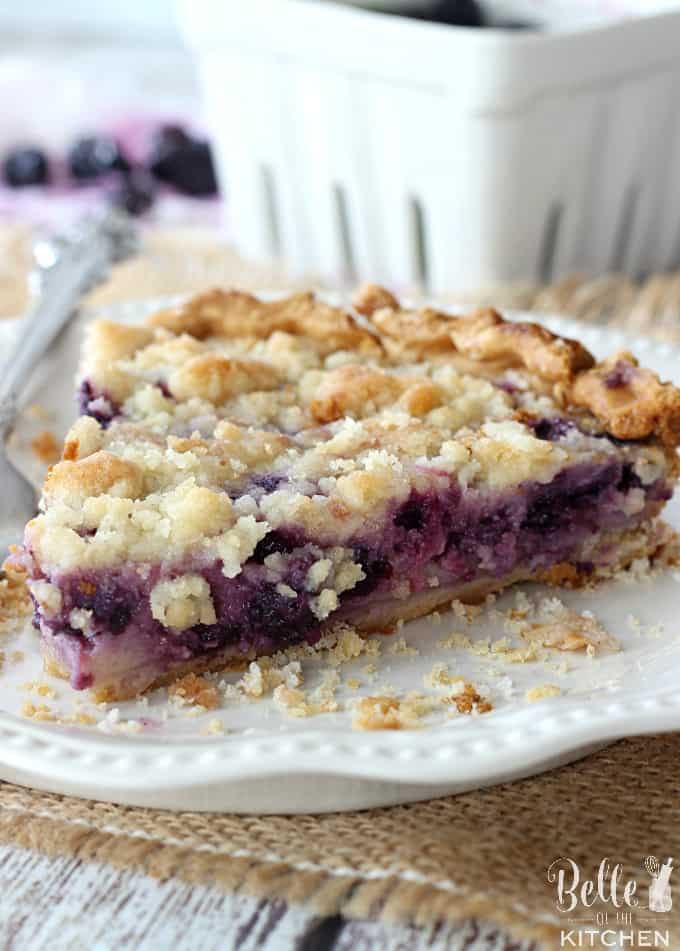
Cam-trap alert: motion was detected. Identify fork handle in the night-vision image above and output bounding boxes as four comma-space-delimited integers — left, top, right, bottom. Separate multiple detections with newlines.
0, 394, 17, 438
0, 211, 135, 425
0, 254, 94, 414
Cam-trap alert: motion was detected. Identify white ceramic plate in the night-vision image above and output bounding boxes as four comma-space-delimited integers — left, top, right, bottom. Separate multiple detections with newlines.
1, 299, 680, 814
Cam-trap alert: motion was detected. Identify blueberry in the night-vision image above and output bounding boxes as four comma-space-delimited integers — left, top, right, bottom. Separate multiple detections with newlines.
148, 124, 192, 172
247, 585, 316, 644
150, 135, 218, 196
69, 135, 130, 181
394, 497, 427, 531
522, 490, 562, 535
351, 547, 392, 598
251, 530, 297, 564
110, 168, 156, 216
155, 379, 172, 398
74, 575, 136, 634
3, 147, 49, 187
77, 380, 119, 426
522, 467, 616, 534
251, 473, 286, 494
531, 418, 574, 442
617, 463, 642, 493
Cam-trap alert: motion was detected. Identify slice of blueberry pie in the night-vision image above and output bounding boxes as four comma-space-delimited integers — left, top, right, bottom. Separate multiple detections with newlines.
19, 285, 680, 700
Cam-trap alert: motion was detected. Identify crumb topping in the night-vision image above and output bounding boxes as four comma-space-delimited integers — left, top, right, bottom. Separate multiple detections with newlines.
526, 684, 562, 703
0, 559, 32, 632
513, 600, 620, 654
168, 673, 220, 709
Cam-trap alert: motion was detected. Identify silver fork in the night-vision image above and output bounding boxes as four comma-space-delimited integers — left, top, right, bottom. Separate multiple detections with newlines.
0, 210, 137, 559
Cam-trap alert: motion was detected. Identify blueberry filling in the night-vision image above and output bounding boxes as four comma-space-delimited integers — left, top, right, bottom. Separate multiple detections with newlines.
351, 547, 393, 598
250, 473, 289, 494
29, 460, 670, 690
530, 417, 575, 441
41, 557, 322, 682
604, 361, 636, 389
155, 379, 173, 399
250, 528, 303, 564
529, 416, 642, 448
521, 464, 618, 535
78, 380, 120, 426
393, 497, 428, 531
72, 576, 139, 634
617, 463, 643, 493
493, 378, 520, 395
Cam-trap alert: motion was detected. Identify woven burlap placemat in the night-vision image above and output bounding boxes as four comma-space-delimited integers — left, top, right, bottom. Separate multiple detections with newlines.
1, 737, 678, 947
3, 225, 680, 948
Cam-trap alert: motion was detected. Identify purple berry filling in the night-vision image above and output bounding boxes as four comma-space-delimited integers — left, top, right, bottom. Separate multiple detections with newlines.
33, 551, 322, 691
530, 417, 576, 441
77, 380, 120, 426
604, 360, 636, 389
155, 379, 173, 399
27, 456, 671, 692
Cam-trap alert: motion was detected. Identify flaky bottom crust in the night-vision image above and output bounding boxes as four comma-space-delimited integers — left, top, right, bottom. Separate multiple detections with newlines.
41, 520, 677, 702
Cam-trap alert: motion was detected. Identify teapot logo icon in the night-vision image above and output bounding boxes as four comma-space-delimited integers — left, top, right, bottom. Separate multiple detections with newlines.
645, 856, 673, 913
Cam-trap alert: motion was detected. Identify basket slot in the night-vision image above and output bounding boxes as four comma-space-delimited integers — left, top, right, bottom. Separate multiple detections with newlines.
632, 72, 680, 273
578, 73, 675, 279
537, 201, 564, 284
409, 196, 430, 291
671, 214, 680, 269
658, 113, 680, 269
610, 183, 639, 274
260, 165, 283, 258
333, 183, 357, 284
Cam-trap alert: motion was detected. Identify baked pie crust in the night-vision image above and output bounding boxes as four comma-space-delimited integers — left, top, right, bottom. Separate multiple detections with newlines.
18, 285, 680, 700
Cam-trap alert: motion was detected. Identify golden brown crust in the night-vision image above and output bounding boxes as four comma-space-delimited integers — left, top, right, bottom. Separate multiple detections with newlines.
569, 352, 680, 449
369, 305, 456, 360
149, 288, 382, 357
367, 298, 594, 382
43, 451, 144, 507
81, 321, 156, 404
357, 291, 595, 382
448, 307, 595, 383
358, 286, 680, 448
85, 320, 155, 362
352, 282, 400, 317
44, 641, 249, 703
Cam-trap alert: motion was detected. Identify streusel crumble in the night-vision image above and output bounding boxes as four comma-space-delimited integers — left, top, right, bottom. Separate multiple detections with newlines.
17, 286, 680, 700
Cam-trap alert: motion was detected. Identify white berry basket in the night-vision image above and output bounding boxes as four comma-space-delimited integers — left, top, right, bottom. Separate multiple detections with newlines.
178, 0, 680, 293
